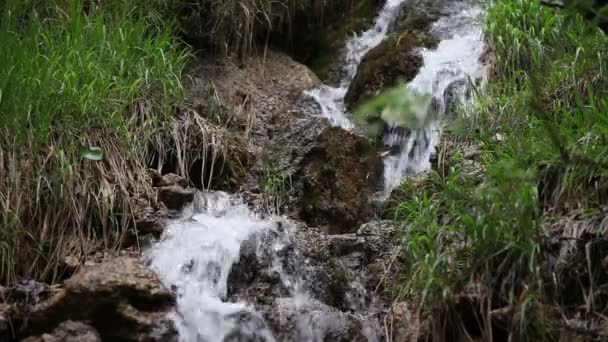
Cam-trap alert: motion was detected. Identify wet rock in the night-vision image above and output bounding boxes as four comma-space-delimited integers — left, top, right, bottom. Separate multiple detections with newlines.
268, 298, 374, 342
132, 195, 169, 237
273, 120, 383, 233
396, 0, 447, 33
345, 31, 438, 110
158, 185, 195, 210
22, 321, 101, 342
302, 0, 385, 83
21, 257, 176, 342
443, 78, 473, 117
223, 310, 274, 342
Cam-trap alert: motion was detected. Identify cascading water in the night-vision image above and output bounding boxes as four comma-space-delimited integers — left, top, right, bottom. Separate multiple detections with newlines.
307, 1, 486, 191
304, 0, 409, 129
383, 4, 486, 191
145, 192, 280, 341
146, 1, 486, 341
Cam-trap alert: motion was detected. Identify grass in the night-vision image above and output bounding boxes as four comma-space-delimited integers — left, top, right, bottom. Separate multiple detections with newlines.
168, 0, 314, 57
0, 0, 190, 284
385, 0, 608, 339
259, 164, 291, 214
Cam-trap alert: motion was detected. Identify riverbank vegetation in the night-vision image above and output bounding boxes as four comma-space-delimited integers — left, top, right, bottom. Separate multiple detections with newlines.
388, 0, 608, 340
0, 0, 192, 284
0, 0, 377, 287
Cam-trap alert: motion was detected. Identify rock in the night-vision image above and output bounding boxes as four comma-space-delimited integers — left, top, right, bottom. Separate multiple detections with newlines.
21, 257, 176, 342
22, 321, 101, 342
131, 195, 169, 237
223, 310, 274, 342
268, 297, 374, 342
303, 0, 385, 83
7, 280, 52, 306
294, 125, 384, 233
157, 185, 195, 210
265, 114, 383, 233
345, 31, 438, 110
153, 173, 189, 188
387, 302, 429, 342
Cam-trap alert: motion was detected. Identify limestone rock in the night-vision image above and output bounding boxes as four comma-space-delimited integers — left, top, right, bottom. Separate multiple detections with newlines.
22, 257, 176, 342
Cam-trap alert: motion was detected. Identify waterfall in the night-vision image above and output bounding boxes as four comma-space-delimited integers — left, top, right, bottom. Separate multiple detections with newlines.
383, 5, 486, 191
145, 193, 279, 341
145, 1, 486, 341
306, 2, 486, 192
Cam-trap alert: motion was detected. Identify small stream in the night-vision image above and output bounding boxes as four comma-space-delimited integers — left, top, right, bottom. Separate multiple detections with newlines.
146, 1, 486, 341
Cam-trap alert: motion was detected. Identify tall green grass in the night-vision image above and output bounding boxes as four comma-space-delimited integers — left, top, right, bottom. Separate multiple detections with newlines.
389, 0, 608, 339
0, 0, 188, 284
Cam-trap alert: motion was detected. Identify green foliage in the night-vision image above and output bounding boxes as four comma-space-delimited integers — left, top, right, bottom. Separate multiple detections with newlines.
0, 0, 188, 284
389, 0, 608, 338
260, 164, 291, 214
354, 85, 434, 138
394, 160, 541, 305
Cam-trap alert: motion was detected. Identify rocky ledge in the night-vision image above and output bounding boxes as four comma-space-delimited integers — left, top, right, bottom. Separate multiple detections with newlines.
4, 257, 176, 342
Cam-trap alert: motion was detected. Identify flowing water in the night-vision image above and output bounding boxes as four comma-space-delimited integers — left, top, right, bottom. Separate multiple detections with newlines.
382, 4, 486, 190
307, 1, 486, 191
304, 0, 410, 129
146, 1, 486, 341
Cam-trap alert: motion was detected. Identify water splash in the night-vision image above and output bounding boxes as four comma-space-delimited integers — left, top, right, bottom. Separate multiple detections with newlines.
304, 0, 409, 128
145, 192, 278, 342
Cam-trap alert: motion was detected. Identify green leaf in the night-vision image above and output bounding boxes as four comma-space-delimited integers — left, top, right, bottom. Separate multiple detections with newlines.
81, 146, 103, 161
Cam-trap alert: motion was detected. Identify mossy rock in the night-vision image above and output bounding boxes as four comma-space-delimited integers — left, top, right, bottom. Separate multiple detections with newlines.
345, 30, 438, 110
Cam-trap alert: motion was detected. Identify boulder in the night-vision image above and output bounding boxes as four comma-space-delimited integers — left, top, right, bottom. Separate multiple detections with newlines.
21, 257, 176, 342
297, 125, 383, 233
345, 31, 438, 110
22, 321, 101, 342
265, 114, 383, 233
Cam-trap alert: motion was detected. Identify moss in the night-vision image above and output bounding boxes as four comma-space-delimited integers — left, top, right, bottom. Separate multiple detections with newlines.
345, 30, 438, 110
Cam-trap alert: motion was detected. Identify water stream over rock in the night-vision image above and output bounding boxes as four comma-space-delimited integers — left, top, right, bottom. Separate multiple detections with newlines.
145, 1, 486, 341
382, 3, 486, 191
304, 0, 409, 129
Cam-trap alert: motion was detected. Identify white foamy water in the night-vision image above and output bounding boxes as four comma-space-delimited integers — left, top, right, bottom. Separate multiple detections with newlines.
383, 5, 486, 191
304, 0, 409, 129
145, 192, 278, 342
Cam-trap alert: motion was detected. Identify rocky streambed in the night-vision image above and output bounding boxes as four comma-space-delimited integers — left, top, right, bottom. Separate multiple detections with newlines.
1, 0, 487, 341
